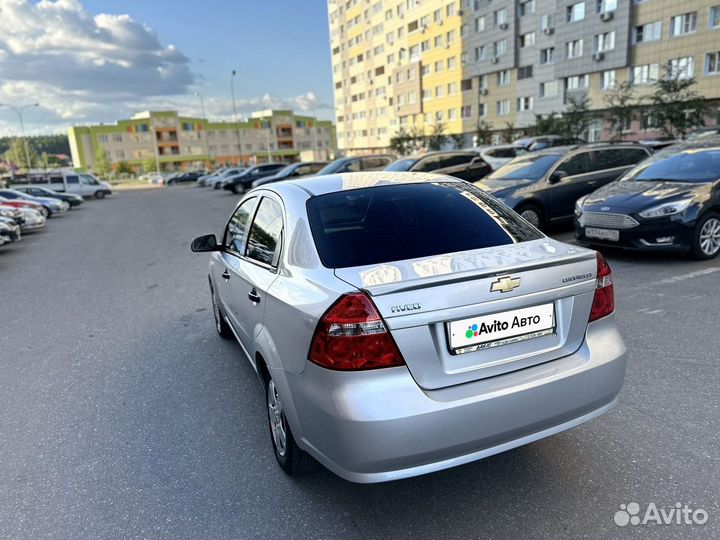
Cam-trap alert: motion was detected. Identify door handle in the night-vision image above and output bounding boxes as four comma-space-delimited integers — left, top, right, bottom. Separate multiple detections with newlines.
247, 288, 261, 303
221, 269, 231, 280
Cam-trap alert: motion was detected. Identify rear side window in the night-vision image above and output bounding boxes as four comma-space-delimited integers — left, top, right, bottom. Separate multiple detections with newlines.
361, 157, 390, 170
415, 156, 443, 172
439, 154, 472, 168
246, 198, 283, 267
489, 148, 517, 158
306, 182, 543, 268
557, 152, 591, 176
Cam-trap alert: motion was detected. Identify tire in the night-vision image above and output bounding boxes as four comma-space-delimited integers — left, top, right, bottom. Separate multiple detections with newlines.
41, 206, 52, 218
95, 191, 105, 199
690, 212, 720, 260
266, 377, 316, 476
210, 284, 233, 338
231, 185, 238, 194
516, 204, 544, 230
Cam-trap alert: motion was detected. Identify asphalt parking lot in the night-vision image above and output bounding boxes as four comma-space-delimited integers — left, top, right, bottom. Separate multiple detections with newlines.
1, 186, 718, 539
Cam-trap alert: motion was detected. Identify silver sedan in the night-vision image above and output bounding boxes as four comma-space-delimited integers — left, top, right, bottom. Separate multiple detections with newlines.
191, 172, 626, 483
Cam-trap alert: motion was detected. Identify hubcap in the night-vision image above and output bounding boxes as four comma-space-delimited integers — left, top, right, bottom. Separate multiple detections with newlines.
267, 380, 287, 457
699, 218, 720, 256
521, 209, 540, 228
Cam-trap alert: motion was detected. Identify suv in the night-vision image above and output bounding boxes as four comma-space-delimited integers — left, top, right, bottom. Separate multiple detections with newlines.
385, 151, 492, 182
316, 154, 395, 175
475, 143, 652, 228
514, 135, 586, 152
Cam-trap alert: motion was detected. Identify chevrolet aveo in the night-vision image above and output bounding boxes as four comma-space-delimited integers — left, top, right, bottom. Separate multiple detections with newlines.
191, 172, 626, 483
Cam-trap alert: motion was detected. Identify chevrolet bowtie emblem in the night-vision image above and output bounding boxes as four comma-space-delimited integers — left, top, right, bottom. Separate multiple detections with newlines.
490, 276, 521, 293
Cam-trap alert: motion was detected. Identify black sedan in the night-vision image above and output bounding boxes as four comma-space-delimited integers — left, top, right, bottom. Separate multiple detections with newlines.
166, 171, 205, 185
222, 163, 287, 193
575, 142, 720, 260
14, 186, 84, 207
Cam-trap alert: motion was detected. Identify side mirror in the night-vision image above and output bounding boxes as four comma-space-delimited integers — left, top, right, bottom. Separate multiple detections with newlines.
549, 170, 568, 184
191, 234, 220, 252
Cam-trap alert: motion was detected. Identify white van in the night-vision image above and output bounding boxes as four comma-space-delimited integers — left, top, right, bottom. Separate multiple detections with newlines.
19, 172, 113, 199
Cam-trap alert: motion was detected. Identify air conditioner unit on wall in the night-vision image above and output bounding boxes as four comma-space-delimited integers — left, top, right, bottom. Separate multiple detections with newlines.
543, 26, 554, 35
490, 57, 499, 64
499, 22, 509, 30
592, 52, 605, 61
601, 11, 614, 22
479, 88, 489, 96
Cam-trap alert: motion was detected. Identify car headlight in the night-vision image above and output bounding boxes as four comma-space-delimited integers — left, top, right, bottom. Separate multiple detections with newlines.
575, 195, 589, 215
638, 199, 693, 219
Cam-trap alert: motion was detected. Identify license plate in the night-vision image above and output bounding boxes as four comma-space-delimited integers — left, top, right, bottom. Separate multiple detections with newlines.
586, 227, 620, 241
448, 303, 555, 352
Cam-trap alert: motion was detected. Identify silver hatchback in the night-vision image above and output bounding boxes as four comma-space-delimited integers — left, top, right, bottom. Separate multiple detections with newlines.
191, 172, 626, 483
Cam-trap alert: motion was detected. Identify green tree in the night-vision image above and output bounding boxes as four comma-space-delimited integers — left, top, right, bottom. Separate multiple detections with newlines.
3, 138, 37, 171
93, 146, 112, 177
532, 113, 563, 136
474, 120, 493, 146
142, 156, 158, 173
603, 81, 637, 141
426, 123, 447, 151
648, 69, 708, 138
450, 133, 465, 149
407, 127, 424, 154
389, 127, 413, 156
501, 122, 518, 144
561, 95, 594, 139
117, 161, 134, 175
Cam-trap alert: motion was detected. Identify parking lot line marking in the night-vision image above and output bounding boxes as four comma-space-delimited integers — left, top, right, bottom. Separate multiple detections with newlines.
650, 267, 720, 286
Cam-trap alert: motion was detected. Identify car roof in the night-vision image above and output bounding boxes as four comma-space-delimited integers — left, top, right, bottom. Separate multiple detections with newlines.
276, 171, 462, 197
337, 154, 395, 162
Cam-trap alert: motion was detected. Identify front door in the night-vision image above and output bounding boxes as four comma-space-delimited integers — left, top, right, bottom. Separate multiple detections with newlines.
547, 151, 595, 221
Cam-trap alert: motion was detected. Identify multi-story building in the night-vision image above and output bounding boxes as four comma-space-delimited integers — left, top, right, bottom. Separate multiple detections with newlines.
68, 109, 336, 171
328, 0, 720, 153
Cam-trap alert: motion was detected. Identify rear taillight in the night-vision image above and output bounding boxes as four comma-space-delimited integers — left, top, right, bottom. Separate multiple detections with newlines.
589, 253, 614, 322
308, 293, 405, 370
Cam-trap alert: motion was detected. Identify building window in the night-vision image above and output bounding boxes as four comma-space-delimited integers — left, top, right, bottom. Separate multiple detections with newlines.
632, 63, 660, 84
448, 82, 458, 95
112, 134, 123, 143
566, 75, 589, 90
594, 31, 615, 52
461, 105, 473, 118
566, 2, 586, 22
519, 32, 536, 48
540, 47, 555, 64
497, 100, 511, 116
479, 103, 487, 117
422, 89, 432, 100
434, 35, 443, 48
475, 16, 486, 32
447, 57, 456, 69
497, 70, 511, 86
461, 79, 472, 92
541, 14, 554, 32
518, 65, 533, 79
475, 46, 486, 61
670, 12, 697, 36
494, 8, 508, 26
435, 111, 444, 122
519, 0, 536, 16
446, 29, 456, 43
668, 56, 695, 79
707, 51, 720, 74
601, 70, 616, 89
98, 135, 109, 144
597, 0, 617, 13
435, 86, 444, 97
711, 6, 720, 29
448, 108, 458, 121
566, 39, 583, 59
494, 39, 508, 56
517, 96, 534, 111
539, 80, 559, 98
634, 21, 662, 43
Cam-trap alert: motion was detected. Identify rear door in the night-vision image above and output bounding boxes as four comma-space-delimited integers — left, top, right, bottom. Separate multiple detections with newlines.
226, 195, 283, 356
547, 151, 596, 220
591, 148, 650, 187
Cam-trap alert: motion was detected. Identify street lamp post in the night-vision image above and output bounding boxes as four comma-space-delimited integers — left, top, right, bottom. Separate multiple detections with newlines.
230, 70, 242, 165
194, 91, 211, 166
0, 102, 39, 172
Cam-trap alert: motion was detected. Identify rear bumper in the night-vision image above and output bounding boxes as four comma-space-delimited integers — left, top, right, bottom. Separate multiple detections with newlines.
280, 315, 626, 483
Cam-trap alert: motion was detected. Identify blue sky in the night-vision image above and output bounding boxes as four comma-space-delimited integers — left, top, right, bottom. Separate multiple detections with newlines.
0, 0, 335, 133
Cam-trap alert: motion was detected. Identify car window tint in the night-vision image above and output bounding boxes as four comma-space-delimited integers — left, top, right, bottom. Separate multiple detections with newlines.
66, 175, 79, 184
620, 148, 650, 166
557, 152, 592, 176
346, 160, 362, 172
415, 156, 443, 172
309, 163, 325, 173
246, 198, 283, 266
361, 158, 387, 171
440, 154, 472, 168
307, 182, 543, 268
225, 197, 257, 254
493, 148, 517, 158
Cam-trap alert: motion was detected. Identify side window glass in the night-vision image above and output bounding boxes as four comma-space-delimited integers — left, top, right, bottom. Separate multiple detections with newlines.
558, 153, 592, 177
623, 148, 651, 166
66, 175, 79, 184
593, 150, 624, 171
346, 160, 362, 172
416, 156, 442, 172
225, 197, 257, 254
246, 198, 283, 267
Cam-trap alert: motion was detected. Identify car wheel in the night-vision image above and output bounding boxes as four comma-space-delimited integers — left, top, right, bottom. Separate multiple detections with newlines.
231, 185, 238, 194
516, 204, 544, 230
41, 206, 51, 217
95, 191, 105, 199
210, 284, 233, 338
690, 212, 720, 260
266, 377, 315, 476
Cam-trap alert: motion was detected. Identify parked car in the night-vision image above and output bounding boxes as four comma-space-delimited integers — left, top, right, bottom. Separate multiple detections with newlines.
208, 168, 246, 189
197, 168, 234, 186
13, 186, 84, 208
316, 154, 395, 175
0, 195, 46, 216
17, 207, 46, 232
251, 162, 328, 188
385, 151, 492, 181
190, 171, 625, 482
0, 216, 21, 245
166, 171, 204, 185
0, 204, 24, 226
575, 141, 720, 259
20, 172, 112, 198
0, 189, 69, 217
638, 138, 681, 152
474, 145, 524, 170
475, 143, 652, 228
685, 127, 720, 141
514, 135, 586, 152
222, 163, 287, 193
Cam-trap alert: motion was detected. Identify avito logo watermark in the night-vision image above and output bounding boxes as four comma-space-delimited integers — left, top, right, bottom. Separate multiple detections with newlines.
614, 502, 709, 527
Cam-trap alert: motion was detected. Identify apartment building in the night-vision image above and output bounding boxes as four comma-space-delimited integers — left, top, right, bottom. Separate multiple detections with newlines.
68, 110, 336, 171
328, 0, 720, 152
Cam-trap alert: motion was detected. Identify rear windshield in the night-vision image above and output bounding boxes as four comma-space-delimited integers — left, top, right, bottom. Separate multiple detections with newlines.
487, 154, 562, 180
306, 182, 543, 268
